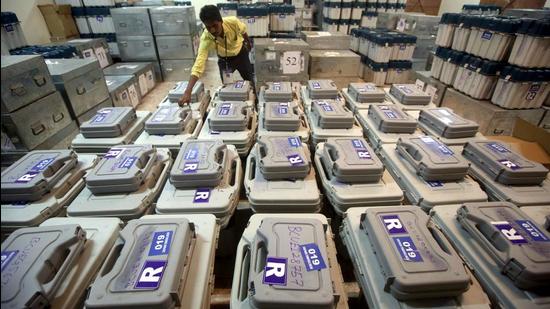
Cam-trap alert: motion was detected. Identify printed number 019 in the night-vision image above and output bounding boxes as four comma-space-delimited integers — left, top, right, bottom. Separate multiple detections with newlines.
308, 248, 320, 265
402, 241, 417, 258
155, 234, 166, 250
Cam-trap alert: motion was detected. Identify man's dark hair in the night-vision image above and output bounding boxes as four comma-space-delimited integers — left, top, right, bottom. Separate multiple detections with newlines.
200, 5, 222, 23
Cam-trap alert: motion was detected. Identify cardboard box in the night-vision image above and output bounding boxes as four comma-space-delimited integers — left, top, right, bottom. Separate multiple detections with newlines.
38, 4, 79, 40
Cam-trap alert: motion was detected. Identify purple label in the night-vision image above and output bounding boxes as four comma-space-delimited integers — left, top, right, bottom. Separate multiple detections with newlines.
399, 44, 406, 50
526, 84, 540, 101
288, 137, 301, 148
184, 147, 199, 160
234, 81, 244, 89
15, 171, 39, 183
31, 158, 55, 172
193, 188, 210, 203
300, 243, 327, 271
287, 154, 304, 166
481, 31, 493, 40
485, 142, 510, 153
356, 150, 372, 159
273, 83, 282, 91
1, 250, 19, 271
420, 136, 454, 156
263, 257, 287, 286
4, 24, 14, 32
492, 221, 528, 244
312, 82, 321, 89
92, 114, 107, 123
218, 104, 232, 116
321, 104, 334, 112
384, 111, 397, 119
392, 236, 423, 262
351, 139, 365, 149
135, 260, 167, 289
399, 86, 414, 94
278, 106, 288, 114
497, 159, 521, 170
105, 148, 125, 158
118, 156, 137, 169
381, 215, 407, 234
183, 161, 199, 173
427, 180, 443, 187
516, 220, 550, 242
148, 231, 173, 256
210, 130, 220, 135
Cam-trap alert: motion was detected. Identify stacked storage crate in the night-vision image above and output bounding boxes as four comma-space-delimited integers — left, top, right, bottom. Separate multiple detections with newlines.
1, 55, 77, 162
296, 0, 315, 29
269, 4, 297, 33
1, 12, 28, 53
150, 6, 198, 81
237, 4, 269, 37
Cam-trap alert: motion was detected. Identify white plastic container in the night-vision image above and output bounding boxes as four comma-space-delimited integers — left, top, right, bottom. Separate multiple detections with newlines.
491, 66, 550, 109
323, 2, 342, 19
270, 11, 296, 32
238, 6, 269, 37
323, 18, 339, 33
386, 61, 412, 84
439, 50, 464, 86
218, 3, 238, 17
358, 29, 372, 56
465, 16, 520, 62
367, 32, 393, 63
451, 15, 472, 52
430, 47, 448, 80
508, 18, 550, 68
366, 3, 377, 12
338, 21, 349, 34
362, 58, 388, 86
452, 55, 501, 100
350, 28, 361, 52
341, 2, 352, 20
390, 33, 416, 61
435, 13, 459, 48
352, 3, 365, 20
361, 11, 378, 28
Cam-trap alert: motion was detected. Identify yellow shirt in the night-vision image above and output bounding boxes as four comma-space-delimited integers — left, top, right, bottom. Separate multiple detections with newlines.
191, 16, 247, 78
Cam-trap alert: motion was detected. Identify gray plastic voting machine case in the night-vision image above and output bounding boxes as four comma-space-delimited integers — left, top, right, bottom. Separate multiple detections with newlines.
311, 100, 355, 129
1, 150, 78, 202
264, 102, 301, 131
262, 81, 293, 102
308, 79, 339, 99
85, 218, 195, 309
307, 111, 364, 146
362, 206, 470, 300
106, 75, 141, 108
209, 102, 251, 132
156, 145, 242, 228
218, 80, 251, 101
245, 145, 321, 213
85, 145, 157, 194
379, 144, 487, 210
396, 136, 470, 181
457, 202, 550, 290
79, 107, 136, 138
66, 148, 171, 220
258, 104, 311, 143
356, 109, 420, 151
315, 143, 403, 214
39, 217, 121, 309
368, 104, 418, 133
463, 141, 549, 185
160, 94, 210, 122
145, 104, 192, 135
1, 225, 87, 309
170, 140, 227, 188
431, 204, 550, 309
520, 206, 550, 232
347, 82, 386, 103
168, 80, 204, 103
320, 137, 384, 183
71, 110, 150, 154
341, 207, 492, 309
419, 107, 479, 138
199, 108, 257, 156
1, 154, 98, 233
231, 215, 347, 309
140, 214, 218, 309
390, 84, 431, 106
257, 136, 311, 180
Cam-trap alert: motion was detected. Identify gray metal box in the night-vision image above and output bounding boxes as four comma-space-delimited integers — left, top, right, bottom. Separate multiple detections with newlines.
45, 58, 110, 118
257, 135, 311, 180
168, 81, 204, 103
219, 80, 251, 101
1, 150, 78, 202
106, 75, 142, 108
348, 82, 385, 103
1, 225, 87, 309
311, 100, 355, 129
309, 50, 361, 78
150, 6, 197, 35
160, 59, 194, 81
415, 70, 448, 106
1, 55, 56, 113
463, 140, 549, 185
111, 7, 153, 36
390, 84, 431, 105
308, 79, 338, 99
103, 62, 156, 97
85, 218, 195, 309
209, 102, 251, 131
457, 202, 550, 290
145, 104, 192, 135
253, 38, 310, 82
301, 31, 351, 50
263, 81, 293, 102
396, 136, 470, 181
321, 137, 384, 183
86, 145, 157, 194
170, 140, 227, 188
65, 38, 113, 68
419, 107, 479, 138
118, 35, 158, 61
2, 91, 73, 150
156, 35, 195, 60
368, 104, 418, 133
264, 102, 301, 131
80, 107, 136, 138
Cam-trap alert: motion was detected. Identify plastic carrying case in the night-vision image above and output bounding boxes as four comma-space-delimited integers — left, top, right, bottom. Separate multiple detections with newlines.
145, 104, 193, 135
368, 104, 418, 133
209, 102, 252, 131
170, 140, 227, 188
491, 66, 550, 109
263, 81, 294, 102
79, 107, 136, 138
168, 80, 204, 103
347, 82, 386, 103
218, 80, 252, 101
257, 135, 311, 180
389, 84, 431, 105
263, 102, 302, 131
418, 107, 479, 138
307, 79, 339, 99
310, 100, 355, 129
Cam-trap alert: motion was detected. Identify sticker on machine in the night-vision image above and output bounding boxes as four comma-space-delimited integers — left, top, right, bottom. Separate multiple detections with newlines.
392, 236, 423, 262
94, 47, 109, 68
148, 231, 173, 256
300, 243, 327, 271
281, 51, 302, 74
516, 220, 550, 242
135, 260, 167, 289
1, 250, 19, 271
263, 257, 288, 285
128, 84, 140, 107
491, 221, 528, 245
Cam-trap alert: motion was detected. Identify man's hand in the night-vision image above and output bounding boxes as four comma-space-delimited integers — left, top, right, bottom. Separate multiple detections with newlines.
178, 90, 192, 107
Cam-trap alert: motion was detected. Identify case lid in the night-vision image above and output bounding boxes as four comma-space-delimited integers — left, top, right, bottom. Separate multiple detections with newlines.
170, 140, 227, 188
361, 206, 470, 300
80, 107, 137, 138
145, 104, 192, 135
218, 80, 251, 101
106, 75, 135, 94
396, 136, 470, 181
217, 3, 238, 10
517, 18, 550, 36
1, 150, 78, 203
110, 7, 150, 15
209, 102, 251, 131
307, 80, 339, 99
1, 225, 87, 309
237, 5, 269, 16
264, 102, 301, 131
86, 145, 157, 194
311, 100, 354, 129
368, 104, 418, 133
435, 46, 451, 59
388, 60, 413, 70
499, 66, 550, 82
440, 13, 460, 25
257, 136, 311, 180
459, 54, 503, 76
419, 108, 479, 138
347, 83, 386, 103
463, 141, 549, 185
269, 4, 295, 14
390, 84, 431, 105
168, 80, 204, 103
481, 16, 521, 34
248, 217, 334, 308
457, 202, 550, 289
85, 218, 195, 309
103, 63, 152, 77
263, 82, 293, 102
45, 58, 100, 82
1, 11, 19, 24
321, 137, 384, 183
362, 56, 389, 71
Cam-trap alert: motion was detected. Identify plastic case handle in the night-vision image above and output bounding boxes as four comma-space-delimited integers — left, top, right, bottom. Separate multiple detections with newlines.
33, 74, 47, 87
324, 142, 340, 170
460, 210, 514, 259
40, 151, 77, 178
10, 83, 26, 96
135, 147, 158, 180
396, 139, 425, 166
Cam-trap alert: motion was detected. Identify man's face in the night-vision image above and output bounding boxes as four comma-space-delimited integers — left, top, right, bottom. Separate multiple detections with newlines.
204, 20, 223, 37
